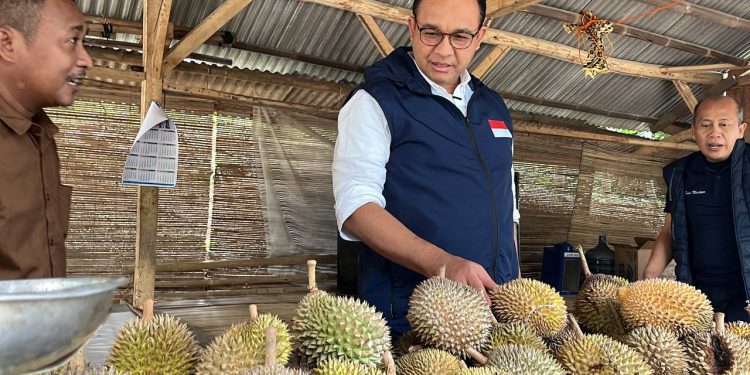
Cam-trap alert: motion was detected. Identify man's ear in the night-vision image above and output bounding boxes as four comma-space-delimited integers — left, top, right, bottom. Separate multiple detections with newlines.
0, 27, 20, 63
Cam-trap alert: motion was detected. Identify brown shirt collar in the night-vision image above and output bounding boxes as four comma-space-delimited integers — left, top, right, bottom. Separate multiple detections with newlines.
0, 99, 58, 136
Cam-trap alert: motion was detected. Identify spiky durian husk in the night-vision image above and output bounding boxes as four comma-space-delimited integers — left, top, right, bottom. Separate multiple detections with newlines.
106, 314, 199, 375
485, 344, 565, 375
617, 279, 713, 335
726, 322, 750, 341
544, 317, 578, 356
312, 358, 384, 375
395, 348, 467, 375
486, 322, 546, 353
292, 291, 390, 367
622, 326, 688, 375
488, 279, 567, 337
683, 331, 750, 375
197, 313, 292, 374
407, 277, 493, 358
457, 367, 510, 375
393, 331, 423, 359
557, 334, 653, 375
239, 365, 310, 375
574, 274, 628, 337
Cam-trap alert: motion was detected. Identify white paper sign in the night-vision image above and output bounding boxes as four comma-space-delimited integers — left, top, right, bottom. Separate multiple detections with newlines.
122, 101, 178, 187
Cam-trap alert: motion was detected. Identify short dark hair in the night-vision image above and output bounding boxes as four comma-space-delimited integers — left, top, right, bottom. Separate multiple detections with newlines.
693, 95, 745, 125
0, 0, 47, 40
412, 0, 487, 27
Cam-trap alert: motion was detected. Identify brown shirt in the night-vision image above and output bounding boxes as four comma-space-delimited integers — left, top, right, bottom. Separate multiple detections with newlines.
0, 100, 71, 279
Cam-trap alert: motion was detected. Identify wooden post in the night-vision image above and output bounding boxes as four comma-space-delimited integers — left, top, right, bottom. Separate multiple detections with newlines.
472, 45, 511, 79
356, 13, 394, 57
133, 0, 172, 309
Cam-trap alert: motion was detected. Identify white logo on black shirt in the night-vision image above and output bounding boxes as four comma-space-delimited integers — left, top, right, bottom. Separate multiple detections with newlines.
685, 190, 706, 196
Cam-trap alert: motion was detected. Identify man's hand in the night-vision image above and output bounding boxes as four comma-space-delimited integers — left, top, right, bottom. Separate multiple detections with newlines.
436, 253, 497, 304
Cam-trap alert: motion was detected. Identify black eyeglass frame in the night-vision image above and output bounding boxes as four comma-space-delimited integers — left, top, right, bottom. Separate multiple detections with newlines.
415, 22, 481, 50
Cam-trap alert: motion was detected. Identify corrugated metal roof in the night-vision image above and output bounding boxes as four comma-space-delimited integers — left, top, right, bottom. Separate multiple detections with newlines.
76, 0, 750, 132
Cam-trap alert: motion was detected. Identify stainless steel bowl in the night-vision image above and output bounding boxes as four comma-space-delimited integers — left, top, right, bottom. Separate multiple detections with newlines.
0, 276, 128, 375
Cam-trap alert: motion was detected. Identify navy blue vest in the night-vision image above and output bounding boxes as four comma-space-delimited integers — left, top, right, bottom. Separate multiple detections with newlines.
352, 47, 519, 333
665, 140, 750, 303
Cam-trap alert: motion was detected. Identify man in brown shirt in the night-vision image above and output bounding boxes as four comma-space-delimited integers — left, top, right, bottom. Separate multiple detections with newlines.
0, 0, 92, 279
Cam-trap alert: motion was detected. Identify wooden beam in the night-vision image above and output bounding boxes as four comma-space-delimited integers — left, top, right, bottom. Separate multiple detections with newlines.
501, 91, 664, 124
515, 122, 698, 151
162, 0, 254, 75
356, 14, 394, 57
650, 76, 737, 132
486, 0, 545, 19
299, 0, 722, 84
526, 4, 747, 67
122, 254, 336, 273
636, 0, 750, 33
472, 45, 511, 79
660, 63, 744, 74
133, 0, 172, 309
673, 80, 698, 112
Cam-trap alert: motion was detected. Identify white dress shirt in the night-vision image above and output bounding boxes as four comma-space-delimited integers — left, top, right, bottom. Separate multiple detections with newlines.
333, 57, 519, 241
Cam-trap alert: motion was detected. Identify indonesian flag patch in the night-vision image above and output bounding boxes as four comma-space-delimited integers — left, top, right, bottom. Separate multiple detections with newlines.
488, 119, 512, 138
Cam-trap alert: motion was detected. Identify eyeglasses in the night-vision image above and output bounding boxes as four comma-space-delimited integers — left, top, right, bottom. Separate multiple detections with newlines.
416, 23, 479, 50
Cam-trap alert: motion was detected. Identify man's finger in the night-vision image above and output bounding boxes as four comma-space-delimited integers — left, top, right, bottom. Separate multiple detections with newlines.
467, 273, 491, 304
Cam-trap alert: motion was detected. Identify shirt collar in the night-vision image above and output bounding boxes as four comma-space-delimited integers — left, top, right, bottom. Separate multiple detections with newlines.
408, 52, 471, 99
0, 98, 57, 136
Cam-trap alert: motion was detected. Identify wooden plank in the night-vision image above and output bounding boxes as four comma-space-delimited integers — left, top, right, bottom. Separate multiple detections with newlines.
163, 0, 254, 75
515, 122, 699, 151
155, 273, 336, 289
356, 14, 394, 57
636, 0, 750, 33
486, 0, 545, 19
122, 254, 337, 273
133, 0, 172, 309
660, 63, 744, 74
299, 0, 722, 84
673, 80, 698, 113
526, 4, 747, 67
472, 45, 511, 79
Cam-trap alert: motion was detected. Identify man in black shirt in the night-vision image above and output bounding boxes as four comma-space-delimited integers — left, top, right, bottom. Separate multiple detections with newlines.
644, 95, 749, 322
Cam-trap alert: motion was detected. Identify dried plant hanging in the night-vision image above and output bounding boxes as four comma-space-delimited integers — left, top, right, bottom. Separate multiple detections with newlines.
563, 1, 684, 79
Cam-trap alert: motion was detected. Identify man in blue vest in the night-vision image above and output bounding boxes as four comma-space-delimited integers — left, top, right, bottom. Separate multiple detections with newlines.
644, 95, 750, 322
332, 0, 519, 335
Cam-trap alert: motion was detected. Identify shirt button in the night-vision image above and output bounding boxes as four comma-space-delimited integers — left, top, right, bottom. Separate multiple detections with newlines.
45, 194, 51, 201
49, 239, 55, 246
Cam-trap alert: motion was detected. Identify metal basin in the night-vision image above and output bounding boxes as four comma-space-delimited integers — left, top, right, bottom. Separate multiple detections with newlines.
0, 277, 128, 375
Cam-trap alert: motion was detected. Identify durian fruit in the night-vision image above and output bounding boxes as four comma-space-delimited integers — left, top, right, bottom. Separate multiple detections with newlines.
683, 313, 750, 375
107, 299, 199, 375
312, 358, 384, 375
292, 260, 391, 367
395, 348, 467, 375
617, 279, 713, 335
239, 366, 310, 375
488, 278, 567, 337
407, 266, 494, 360
726, 321, 750, 341
556, 316, 653, 375
483, 344, 565, 375
485, 322, 546, 353
622, 326, 689, 375
544, 315, 578, 356
392, 331, 423, 359
574, 244, 629, 337
197, 305, 292, 374
457, 367, 510, 375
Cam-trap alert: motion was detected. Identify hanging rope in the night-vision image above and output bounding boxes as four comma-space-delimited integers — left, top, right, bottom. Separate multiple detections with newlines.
563, 1, 684, 79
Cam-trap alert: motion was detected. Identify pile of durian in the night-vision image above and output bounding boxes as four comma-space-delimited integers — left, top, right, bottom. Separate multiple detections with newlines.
51, 252, 750, 375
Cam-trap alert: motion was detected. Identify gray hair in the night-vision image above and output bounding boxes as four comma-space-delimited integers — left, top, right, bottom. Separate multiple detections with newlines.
0, 0, 47, 40
693, 95, 744, 125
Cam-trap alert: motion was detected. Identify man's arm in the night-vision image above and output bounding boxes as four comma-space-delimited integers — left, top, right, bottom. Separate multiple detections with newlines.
643, 214, 673, 279
344, 203, 497, 301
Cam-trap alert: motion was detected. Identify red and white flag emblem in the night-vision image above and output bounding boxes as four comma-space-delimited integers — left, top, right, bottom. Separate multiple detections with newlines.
488, 119, 511, 138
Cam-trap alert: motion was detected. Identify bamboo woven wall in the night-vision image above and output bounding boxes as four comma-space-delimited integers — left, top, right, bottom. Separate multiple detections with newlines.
48, 98, 683, 290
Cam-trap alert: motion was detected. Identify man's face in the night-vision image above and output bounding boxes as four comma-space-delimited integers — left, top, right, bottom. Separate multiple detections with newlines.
692, 97, 747, 162
408, 0, 486, 93
12, 0, 92, 111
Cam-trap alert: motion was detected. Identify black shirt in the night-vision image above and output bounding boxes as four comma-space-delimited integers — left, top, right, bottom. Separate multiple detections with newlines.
665, 154, 743, 287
